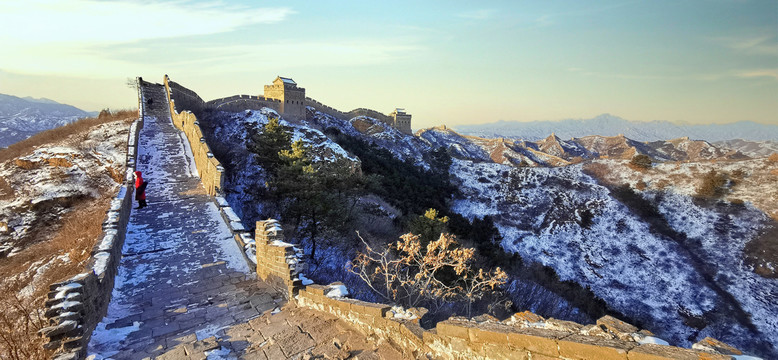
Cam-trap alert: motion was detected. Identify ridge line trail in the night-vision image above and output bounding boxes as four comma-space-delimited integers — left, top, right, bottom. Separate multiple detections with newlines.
87, 82, 277, 358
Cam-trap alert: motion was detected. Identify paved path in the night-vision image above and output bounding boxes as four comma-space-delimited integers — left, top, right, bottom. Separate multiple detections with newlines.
87, 82, 404, 359
88, 83, 281, 359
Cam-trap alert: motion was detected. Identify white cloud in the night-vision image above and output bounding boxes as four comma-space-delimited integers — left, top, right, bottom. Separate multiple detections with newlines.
168, 41, 423, 73
737, 69, 778, 80
0, 0, 292, 45
0, 0, 293, 76
712, 34, 778, 56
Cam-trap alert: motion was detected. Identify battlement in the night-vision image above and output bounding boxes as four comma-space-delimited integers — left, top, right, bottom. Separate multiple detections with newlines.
251, 218, 744, 359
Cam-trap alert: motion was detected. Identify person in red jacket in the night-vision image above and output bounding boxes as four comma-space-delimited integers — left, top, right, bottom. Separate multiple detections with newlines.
134, 171, 148, 209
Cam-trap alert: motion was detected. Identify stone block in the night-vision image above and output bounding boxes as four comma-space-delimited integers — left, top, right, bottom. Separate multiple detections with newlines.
483, 343, 529, 360
507, 311, 545, 326
557, 334, 635, 360
545, 317, 584, 333
436, 320, 471, 339
692, 337, 743, 356
39, 320, 78, 338
359, 302, 389, 318
627, 344, 729, 360
597, 315, 638, 341
468, 323, 511, 345
581, 324, 616, 339
377, 317, 402, 333
507, 327, 565, 357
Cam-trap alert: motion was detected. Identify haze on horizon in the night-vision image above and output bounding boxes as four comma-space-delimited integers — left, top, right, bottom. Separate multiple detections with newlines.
0, 0, 776, 130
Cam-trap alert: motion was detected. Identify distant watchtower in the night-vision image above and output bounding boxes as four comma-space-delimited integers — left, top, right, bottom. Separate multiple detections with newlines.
264, 76, 306, 120
390, 108, 412, 134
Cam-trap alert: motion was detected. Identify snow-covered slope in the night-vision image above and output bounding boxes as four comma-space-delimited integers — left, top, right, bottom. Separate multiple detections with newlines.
450, 159, 776, 356
714, 139, 778, 158
201, 105, 776, 358
0, 94, 94, 148
200, 108, 361, 225
0, 121, 127, 255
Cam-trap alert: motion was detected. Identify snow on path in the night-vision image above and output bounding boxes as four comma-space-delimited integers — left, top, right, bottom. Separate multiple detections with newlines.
88, 83, 257, 358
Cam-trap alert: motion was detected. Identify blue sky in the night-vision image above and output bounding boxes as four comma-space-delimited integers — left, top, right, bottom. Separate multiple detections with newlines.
0, 0, 775, 129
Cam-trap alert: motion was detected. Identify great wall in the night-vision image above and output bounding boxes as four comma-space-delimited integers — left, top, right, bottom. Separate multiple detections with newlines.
37, 76, 752, 359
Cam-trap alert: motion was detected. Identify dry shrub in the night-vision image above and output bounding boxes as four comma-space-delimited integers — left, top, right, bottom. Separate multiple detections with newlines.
635, 180, 648, 191
582, 162, 612, 183
628, 154, 652, 171
0, 176, 14, 200
0, 287, 51, 360
51, 198, 111, 264
351, 232, 507, 317
768, 153, 778, 163
0, 109, 137, 164
106, 166, 125, 184
655, 179, 670, 190
13, 159, 40, 170
695, 170, 729, 199
0, 198, 109, 358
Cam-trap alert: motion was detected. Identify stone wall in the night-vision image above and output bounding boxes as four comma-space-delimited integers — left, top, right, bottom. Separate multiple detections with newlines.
167, 78, 205, 115
164, 76, 255, 267
163, 75, 224, 196
251, 218, 744, 360
305, 96, 348, 119
205, 95, 281, 114
254, 220, 304, 297
345, 108, 393, 124
39, 78, 145, 360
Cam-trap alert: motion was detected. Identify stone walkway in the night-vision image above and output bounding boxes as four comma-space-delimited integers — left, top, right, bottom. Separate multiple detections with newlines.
87, 83, 403, 359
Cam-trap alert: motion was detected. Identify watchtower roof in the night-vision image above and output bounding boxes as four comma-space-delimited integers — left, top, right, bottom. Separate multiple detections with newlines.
276, 76, 296, 85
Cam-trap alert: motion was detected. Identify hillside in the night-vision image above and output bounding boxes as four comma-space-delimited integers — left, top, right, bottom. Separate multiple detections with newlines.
0, 111, 134, 359
0, 94, 95, 148
454, 114, 778, 142
415, 127, 752, 167
192, 103, 778, 358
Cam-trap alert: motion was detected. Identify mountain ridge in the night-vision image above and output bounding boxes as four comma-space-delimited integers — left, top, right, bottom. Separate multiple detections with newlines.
454, 114, 778, 142
0, 93, 94, 148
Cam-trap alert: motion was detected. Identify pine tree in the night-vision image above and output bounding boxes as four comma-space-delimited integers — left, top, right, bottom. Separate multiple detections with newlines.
247, 118, 291, 177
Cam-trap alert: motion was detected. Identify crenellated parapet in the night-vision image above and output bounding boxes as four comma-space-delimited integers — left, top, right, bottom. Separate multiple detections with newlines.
254, 220, 305, 296
163, 75, 224, 196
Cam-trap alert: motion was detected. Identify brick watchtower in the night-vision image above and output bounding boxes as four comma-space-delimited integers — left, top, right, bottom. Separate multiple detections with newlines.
263, 76, 306, 120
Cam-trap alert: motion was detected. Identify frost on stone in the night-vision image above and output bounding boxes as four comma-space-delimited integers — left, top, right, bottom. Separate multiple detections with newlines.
53, 300, 82, 310
325, 284, 349, 298
239, 233, 254, 245
223, 207, 241, 223
390, 306, 418, 320
58, 282, 84, 291
230, 221, 245, 232
92, 252, 111, 276
635, 335, 670, 346
298, 274, 314, 286
97, 233, 116, 252
215, 196, 229, 207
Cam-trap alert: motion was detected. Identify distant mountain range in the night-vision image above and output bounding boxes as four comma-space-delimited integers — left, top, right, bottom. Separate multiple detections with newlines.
0, 94, 95, 148
453, 114, 778, 142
